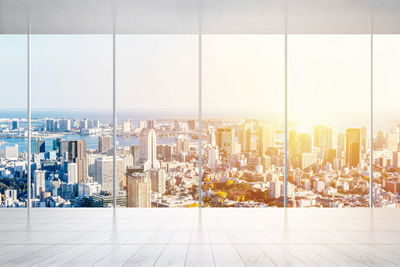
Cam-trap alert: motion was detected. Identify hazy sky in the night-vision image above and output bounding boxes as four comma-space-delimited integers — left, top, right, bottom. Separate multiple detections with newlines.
288, 35, 370, 128
1, 34, 399, 127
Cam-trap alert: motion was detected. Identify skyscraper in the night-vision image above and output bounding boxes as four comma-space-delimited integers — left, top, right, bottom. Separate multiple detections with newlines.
139, 120, 147, 130
53, 138, 69, 158
288, 130, 301, 168
95, 156, 124, 193
122, 120, 132, 134
138, 128, 160, 171
59, 119, 71, 131
328, 127, 338, 150
208, 147, 219, 169
337, 132, 346, 157
346, 128, 361, 168
93, 120, 100, 128
298, 133, 312, 154
258, 123, 275, 156
176, 135, 190, 154
270, 179, 281, 199
156, 144, 173, 162
149, 168, 166, 194
130, 145, 140, 164
301, 152, 318, 170
45, 118, 55, 131
360, 126, 368, 153
31, 139, 45, 154
80, 119, 88, 130
216, 128, 235, 155
147, 119, 156, 129
67, 163, 78, 184
33, 170, 46, 198
127, 172, 151, 208
68, 140, 88, 183
98, 136, 112, 154
239, 124, 252, 153
11, 120, 19, 130
313, 125, 329, 149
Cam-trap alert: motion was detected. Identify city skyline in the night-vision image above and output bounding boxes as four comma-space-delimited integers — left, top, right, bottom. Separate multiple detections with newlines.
2, 112, 400, 208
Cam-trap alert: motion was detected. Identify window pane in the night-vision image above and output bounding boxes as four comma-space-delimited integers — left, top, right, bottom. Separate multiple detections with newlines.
203, 35, 285, 207
0, 35, 28, 208
117, 35, 199, 208
288, 35, 371, 207
374, 35, 400, 208
31, 35, 113, 207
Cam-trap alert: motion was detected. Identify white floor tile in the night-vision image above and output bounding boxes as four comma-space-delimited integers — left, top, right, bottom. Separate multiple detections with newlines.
123, 245, 164, 266
185, 245, 215, 267
212, 245, 245, 267
154, 245, 188, 267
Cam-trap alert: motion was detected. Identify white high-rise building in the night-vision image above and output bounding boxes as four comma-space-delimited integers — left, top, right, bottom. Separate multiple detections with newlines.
5, 145, 18, 160
270, 180, 281, 199
33, 170, 46, 198
95, 156, 124, 193
67, 163, 78, 184
123, 120, 132, 134
138, 128, 160, 171
208, 147, 219, 169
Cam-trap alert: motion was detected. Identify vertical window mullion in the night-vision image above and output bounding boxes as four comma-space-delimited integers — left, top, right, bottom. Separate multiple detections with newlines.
27, 6, 32, 211
284, 3, 288, 208
370, 9, 374, 208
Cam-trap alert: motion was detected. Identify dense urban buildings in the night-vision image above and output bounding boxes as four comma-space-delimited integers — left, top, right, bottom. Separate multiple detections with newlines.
1, 113, 400, 208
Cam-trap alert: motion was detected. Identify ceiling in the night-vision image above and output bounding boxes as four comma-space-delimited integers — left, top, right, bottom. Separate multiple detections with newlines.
0, 0, 399, 34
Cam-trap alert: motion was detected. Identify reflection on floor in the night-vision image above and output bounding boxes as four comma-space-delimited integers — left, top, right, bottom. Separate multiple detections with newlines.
0, 208, 399, 266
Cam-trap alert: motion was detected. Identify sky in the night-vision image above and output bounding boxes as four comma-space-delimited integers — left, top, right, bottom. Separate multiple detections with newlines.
1, 34, 399, 128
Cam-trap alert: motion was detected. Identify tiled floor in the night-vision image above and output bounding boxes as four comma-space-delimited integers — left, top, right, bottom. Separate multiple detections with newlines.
0, 208, 399, 266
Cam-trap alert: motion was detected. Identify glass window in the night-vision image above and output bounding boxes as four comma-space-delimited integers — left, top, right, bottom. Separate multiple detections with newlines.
202, 35, 285, 207
288, 35, 371, 207
0, 35, 28, 208
31, 35, 113, 207
374, 34, 400, 208
117, 35, 199, 208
